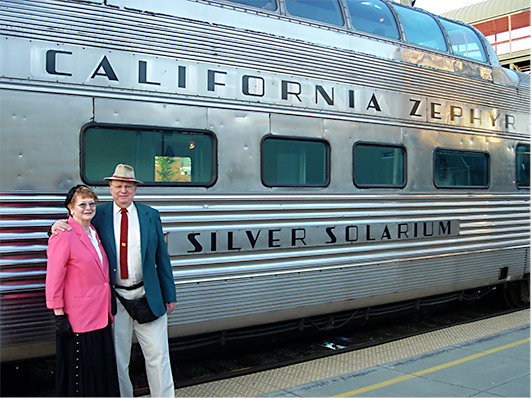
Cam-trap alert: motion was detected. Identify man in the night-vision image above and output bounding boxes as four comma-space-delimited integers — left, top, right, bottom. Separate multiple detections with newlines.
53, 164, 176, 397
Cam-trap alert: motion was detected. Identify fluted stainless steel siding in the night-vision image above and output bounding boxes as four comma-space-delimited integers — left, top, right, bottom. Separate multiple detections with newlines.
0, 0, 528, 113
1, 192, 529, 359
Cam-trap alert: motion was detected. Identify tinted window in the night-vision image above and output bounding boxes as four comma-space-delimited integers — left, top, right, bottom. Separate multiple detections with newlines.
82, 125, 216, 186
285, 0, 344, 26
440, 19, 487, 62
392, 5, 447, 51
262, 137, 329, 186
353, 143, 406, 187
516, 144, 530, 188
225, 0, 277, 10
345, 0, 399, 39
434, 149, 489, 188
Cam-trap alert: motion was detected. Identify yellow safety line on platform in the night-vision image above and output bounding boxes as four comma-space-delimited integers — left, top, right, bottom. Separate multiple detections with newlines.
334, 337, 530, 397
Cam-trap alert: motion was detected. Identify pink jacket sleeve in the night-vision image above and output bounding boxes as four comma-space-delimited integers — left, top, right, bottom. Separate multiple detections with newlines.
45, 232, 70, 310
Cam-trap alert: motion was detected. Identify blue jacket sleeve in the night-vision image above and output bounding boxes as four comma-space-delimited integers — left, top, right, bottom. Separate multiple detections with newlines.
154, 211, 177, 303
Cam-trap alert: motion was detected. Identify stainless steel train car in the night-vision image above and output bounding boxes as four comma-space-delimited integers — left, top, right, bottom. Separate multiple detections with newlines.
1, 0, 529, 362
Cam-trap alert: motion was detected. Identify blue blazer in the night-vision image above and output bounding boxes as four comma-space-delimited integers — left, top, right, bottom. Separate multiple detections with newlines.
92, 202, 177, 317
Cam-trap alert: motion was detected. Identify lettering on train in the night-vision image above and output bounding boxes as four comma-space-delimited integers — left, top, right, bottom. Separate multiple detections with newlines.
168, 220, 460, 255
39, 48, 520, 132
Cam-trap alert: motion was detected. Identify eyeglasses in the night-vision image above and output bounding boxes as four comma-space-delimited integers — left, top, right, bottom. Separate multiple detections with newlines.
110, 184, 136, 191
77, 202, 96, 209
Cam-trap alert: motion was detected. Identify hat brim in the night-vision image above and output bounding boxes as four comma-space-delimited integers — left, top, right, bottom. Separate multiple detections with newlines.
104, 176, 143, 184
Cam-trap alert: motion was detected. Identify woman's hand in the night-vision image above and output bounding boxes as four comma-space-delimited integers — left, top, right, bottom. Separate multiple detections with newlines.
55, 314, 74, 337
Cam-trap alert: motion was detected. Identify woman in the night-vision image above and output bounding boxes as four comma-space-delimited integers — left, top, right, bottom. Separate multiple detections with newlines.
46, 185, 119, 397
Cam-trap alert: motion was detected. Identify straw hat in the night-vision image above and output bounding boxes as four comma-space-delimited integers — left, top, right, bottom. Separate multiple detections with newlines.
104, 164, 143, 184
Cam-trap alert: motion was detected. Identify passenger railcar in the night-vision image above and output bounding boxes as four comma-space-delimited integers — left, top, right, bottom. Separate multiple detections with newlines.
1, 0, 529, 362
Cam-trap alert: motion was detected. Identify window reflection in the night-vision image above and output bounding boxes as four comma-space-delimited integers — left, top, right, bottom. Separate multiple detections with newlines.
83, 126, 215, 186
353, 143, 406, 188
225, 0, 277, 11
516, 144, 530, 188
285, 0, 344, 26
262, 137, 329, 186
434, 149, 489, 188
440, 19, 487, 62
392, 4, 447, 51
345, 0, 399, 39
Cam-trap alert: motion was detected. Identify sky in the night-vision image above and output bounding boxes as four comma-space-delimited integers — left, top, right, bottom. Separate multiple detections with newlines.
404, 0, 487, 15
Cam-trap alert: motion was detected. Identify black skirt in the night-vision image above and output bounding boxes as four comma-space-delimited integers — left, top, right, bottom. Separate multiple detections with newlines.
55, 322, 119, 397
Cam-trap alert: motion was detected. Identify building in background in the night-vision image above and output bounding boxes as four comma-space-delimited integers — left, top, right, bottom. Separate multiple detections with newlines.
443, 0, 530, 72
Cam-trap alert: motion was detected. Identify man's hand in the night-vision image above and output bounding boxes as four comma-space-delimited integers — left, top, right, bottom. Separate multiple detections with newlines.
166, 302, 176, 314
51, 219, 71, 235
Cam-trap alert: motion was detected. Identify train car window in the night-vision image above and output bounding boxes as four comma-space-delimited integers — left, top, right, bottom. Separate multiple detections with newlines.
353, 143, 406, 188
81, 125, 216, 186
284, 0, 344, 26
439, 19, 487, 63
224, 0, 277, 11
516, 144, 530, 188
344, 0, 399, 39
434, 149, 489, 188
261, 136, 329, 187
392, 4, 447, 52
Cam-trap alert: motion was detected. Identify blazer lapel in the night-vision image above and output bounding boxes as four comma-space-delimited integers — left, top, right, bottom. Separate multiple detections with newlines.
69, 218, 105, 275
99, 203, 117, 262
136, 202, 149, 264
96, 229, 110, 278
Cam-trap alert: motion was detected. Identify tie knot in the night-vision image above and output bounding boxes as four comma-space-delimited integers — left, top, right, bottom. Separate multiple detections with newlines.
121, 208, 127, 215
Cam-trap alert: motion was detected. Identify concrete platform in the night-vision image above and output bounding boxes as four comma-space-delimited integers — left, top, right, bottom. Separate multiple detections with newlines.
174, 309, 530, 397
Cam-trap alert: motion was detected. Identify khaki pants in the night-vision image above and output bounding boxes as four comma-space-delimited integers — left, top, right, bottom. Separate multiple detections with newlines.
113, 300, 174, 397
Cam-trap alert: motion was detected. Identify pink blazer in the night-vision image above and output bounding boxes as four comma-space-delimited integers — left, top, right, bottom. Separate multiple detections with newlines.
46, 217, 113, 333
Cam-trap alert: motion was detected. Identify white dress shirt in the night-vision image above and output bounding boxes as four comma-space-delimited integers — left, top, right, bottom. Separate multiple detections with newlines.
88, 227, 104, 268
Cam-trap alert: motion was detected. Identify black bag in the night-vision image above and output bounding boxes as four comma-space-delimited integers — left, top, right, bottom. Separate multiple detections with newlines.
115, 292, 158, 324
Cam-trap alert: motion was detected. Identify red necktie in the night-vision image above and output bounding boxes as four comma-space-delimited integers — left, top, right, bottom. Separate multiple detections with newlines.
120, 208, 128, 279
